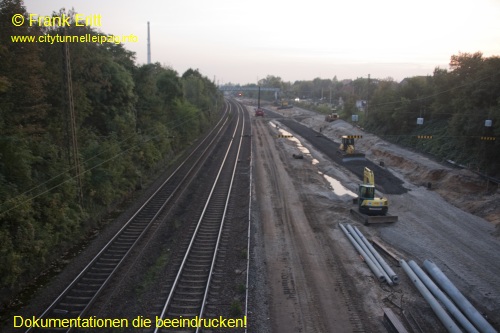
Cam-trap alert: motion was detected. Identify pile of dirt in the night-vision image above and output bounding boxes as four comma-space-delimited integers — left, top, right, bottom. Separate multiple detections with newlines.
370, 146, 500, 226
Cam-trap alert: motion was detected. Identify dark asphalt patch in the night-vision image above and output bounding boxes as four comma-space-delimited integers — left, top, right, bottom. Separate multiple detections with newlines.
263, 110, 407, 195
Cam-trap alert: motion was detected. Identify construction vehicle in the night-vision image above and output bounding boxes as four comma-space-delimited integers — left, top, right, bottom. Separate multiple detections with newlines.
338, 135, 365, 161
350, 167, 398, 224
325, 112, 339, 122
277, 99, 293, 109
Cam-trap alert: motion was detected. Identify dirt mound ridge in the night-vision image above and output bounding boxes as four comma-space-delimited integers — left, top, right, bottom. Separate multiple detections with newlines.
299, 114, 499, 230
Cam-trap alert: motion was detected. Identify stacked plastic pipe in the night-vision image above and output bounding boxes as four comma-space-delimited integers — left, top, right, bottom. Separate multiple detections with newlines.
339, 223, 399, 286
401, 259, 497, 333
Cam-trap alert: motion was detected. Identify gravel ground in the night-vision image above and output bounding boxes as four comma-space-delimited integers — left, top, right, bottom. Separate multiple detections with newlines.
279, 106, 500, 324
250, 114, 369, 332
244, 100, 500, 332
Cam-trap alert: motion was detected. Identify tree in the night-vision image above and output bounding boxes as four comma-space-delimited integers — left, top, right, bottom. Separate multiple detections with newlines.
258, 75, 283, 89
0, 0, 48, 136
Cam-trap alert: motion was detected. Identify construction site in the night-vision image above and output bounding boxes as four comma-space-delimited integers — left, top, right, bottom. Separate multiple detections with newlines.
246, 99, 500, 333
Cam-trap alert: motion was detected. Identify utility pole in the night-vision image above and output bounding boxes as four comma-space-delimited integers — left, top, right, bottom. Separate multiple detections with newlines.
63, 37, 84, 207
366, 74, 371, 121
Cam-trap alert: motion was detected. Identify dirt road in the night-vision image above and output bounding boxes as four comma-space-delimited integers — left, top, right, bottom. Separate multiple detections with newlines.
251, 116, 375, 332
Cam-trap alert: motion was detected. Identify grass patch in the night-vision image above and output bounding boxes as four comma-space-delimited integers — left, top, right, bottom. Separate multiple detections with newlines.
230, 300, 243, 316
135, 249, 170, 296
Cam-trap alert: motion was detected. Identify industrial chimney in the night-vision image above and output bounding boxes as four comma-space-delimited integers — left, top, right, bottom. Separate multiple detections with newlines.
147, 21, 151, 64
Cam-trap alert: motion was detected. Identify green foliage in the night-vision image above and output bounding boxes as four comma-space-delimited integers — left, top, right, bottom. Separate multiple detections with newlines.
135, 249, 170, 296
229, 300, 243, 316
182, 68, 222, 123
0, 0, 47, 136
365, 52, 500, 175
237, 283, 246, 294
294, 101, 331, 115
0, 2, 223, 297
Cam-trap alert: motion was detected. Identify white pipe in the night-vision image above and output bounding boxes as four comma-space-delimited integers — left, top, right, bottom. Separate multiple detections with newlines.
424, 260, 497, 333
409, 261, 479, 333
353, 225, 399, 284
346, 224, 392, 285
339, 224, 385, 282
401, 260, 462, 333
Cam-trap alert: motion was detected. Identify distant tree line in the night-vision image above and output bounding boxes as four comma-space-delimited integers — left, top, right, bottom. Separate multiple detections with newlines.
0, 0, 222, 297
236, 53, 500, 177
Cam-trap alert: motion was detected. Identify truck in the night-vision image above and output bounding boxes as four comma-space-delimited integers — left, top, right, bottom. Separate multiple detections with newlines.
255, 108, 264, 117
350, 167, 398, 224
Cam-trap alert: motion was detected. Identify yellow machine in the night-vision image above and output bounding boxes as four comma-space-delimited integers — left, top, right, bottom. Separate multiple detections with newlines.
338, 135, 365, 161
277, 99, 293, 109
357, 167, 388, 216
325, 112, 339, 122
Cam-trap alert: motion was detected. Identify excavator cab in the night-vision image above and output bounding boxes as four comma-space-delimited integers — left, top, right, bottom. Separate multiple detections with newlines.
340, 137, 355, 152
338, 136, 365, 161
359, 184, 375, 200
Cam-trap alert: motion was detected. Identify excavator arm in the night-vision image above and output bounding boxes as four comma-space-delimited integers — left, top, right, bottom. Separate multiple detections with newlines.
363, 167, 375, 185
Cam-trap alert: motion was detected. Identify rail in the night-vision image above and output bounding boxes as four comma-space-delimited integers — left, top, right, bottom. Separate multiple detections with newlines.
26, 106, 231, 333
154, 101, 246, 333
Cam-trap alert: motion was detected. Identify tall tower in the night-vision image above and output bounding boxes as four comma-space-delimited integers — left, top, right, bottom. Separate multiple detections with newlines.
147, 21, 151, 64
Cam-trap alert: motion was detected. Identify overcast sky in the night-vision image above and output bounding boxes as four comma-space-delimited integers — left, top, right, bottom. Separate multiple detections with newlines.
24, 0, 500, 84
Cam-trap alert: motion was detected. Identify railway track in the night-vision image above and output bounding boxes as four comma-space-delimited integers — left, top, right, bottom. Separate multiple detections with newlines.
154, 100, 248, 333
25, 103, 235, 333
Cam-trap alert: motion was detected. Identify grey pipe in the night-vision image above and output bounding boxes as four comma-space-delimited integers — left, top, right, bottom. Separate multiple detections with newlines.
424, 260, 497, 333
345, 224, 392, 285
409, 261, 479, 333
348, 224, 392, 284
339, 224, 385, 282
353, 225, 399, 284
401, 260, 462, 333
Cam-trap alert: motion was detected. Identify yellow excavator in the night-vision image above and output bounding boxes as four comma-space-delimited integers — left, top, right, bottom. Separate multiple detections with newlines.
325, 112, 339, 122
277, 99, 293, 109
350, 167, 397, 224
358, 167, 388, 215
338, 135, 365, 161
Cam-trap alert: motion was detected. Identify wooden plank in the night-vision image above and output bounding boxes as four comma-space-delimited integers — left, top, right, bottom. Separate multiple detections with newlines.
371, 237, 402, 266
383, 307, 410, 333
